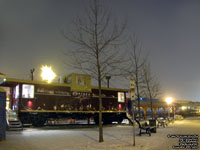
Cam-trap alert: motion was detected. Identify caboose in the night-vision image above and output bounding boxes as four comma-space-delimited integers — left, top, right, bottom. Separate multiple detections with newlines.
0, 73, 128, 126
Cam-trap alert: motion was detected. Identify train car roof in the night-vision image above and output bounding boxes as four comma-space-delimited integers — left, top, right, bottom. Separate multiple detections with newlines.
91, 86, 128, 92
1, 78, 128, 92
2, 78, 71, 87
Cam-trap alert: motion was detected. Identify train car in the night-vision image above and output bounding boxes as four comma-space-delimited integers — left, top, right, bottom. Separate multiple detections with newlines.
0, 73, 128, 126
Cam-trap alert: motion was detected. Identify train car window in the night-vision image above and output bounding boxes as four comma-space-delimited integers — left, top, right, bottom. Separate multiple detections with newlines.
15, 84, 19, 98
118, 92, 125, 102
22, 84, 34, 98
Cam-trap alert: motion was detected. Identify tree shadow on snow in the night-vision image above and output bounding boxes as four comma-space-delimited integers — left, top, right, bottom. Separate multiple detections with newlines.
81, 133, 99, 142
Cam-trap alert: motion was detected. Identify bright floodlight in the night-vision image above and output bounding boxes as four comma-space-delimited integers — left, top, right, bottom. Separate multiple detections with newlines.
166, 97, 173, 105
41, 65, 56, 83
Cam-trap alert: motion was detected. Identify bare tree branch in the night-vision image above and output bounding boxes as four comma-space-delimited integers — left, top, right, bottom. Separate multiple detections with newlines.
125, 34, 148, 120
142, 61, 162, 119
62, 0, 127, 142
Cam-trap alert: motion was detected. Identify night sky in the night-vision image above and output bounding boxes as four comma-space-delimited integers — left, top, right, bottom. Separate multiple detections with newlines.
0, 0, 200, 101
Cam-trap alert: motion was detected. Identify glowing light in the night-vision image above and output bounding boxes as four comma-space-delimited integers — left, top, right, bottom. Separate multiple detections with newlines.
181, 106, 186, 110
166, 97, 173, 105
41, 65, 56, 83
27, 101, 33, 108
118, 104, 122, 110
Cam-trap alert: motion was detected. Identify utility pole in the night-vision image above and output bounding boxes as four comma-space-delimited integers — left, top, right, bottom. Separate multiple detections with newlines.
30, 68, 35, 81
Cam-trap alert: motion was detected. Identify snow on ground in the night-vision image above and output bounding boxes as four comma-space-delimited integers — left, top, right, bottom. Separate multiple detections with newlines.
0, 117, 200, 150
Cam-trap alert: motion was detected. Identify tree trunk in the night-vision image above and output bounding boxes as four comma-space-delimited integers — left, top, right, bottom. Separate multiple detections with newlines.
98, 74, 103, 142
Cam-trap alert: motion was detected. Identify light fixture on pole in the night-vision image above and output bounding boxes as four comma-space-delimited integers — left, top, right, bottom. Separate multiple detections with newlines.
165, 97, 173, 118
41, 65, 56, 83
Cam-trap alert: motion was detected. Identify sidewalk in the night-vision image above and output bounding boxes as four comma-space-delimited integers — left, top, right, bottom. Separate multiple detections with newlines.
0, 117, 199, 150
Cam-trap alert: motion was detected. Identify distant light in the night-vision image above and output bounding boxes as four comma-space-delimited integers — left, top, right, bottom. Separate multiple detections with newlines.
41, 65, 56, 83
166, 97, 173, 105
0, 78, 6, 85
181, 106, 186, 110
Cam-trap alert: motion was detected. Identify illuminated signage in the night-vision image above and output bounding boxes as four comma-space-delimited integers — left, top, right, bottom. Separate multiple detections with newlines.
71, 91, 91, 97
36, 88, 71, 96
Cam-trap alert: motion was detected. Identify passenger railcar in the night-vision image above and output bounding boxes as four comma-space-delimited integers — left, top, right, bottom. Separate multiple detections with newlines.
0, 74, 128, 126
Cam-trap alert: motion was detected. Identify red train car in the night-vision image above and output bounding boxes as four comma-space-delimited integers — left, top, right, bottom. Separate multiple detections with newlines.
0, 74, 128, 126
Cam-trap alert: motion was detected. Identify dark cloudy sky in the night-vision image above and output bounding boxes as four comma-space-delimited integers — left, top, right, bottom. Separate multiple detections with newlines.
0, 0, 200, 101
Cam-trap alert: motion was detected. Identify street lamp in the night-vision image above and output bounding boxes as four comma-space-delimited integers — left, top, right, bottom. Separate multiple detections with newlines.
181, 106, 186, 110
166, 97, 173, 105
41, 65, 56, 83
165, 97, 173, 118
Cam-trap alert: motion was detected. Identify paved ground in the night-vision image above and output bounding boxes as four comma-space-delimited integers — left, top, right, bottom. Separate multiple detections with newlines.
0, 117, 200, 150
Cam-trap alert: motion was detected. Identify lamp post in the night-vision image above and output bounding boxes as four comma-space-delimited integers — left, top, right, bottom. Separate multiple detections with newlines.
30, 68, 35, 81
165, 97, 173, 118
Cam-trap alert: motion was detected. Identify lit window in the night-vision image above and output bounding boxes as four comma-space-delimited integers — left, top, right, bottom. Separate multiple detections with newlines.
15, 85, 19, 98
118, 92, 125, 102
22, 84, 34, 98
6, 101, 10, 110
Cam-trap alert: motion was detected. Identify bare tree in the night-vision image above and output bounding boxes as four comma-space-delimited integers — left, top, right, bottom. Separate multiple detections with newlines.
63, 0, 126, 142
142, 62, 161, 119
128, 35, 147, 120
